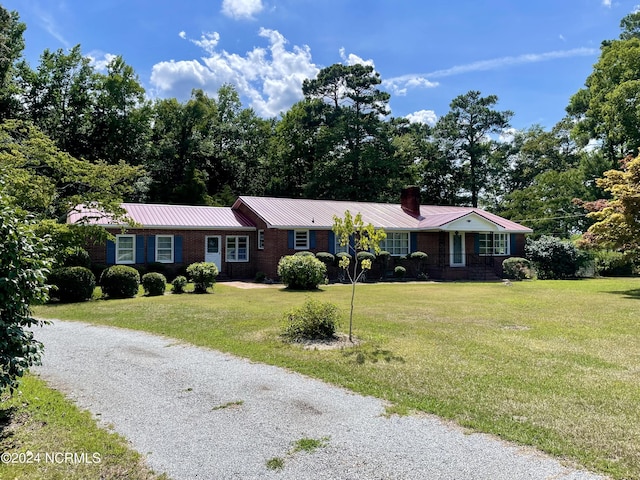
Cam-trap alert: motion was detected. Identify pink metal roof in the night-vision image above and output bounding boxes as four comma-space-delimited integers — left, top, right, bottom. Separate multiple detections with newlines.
235, 196, 532, 232
68, 203, 254, 229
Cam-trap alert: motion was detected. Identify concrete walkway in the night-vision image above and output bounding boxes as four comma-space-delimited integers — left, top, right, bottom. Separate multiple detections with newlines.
33, 320, 607, 480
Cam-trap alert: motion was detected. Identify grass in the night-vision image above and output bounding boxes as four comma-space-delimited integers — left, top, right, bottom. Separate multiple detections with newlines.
0, 375, 166, 480
34, 278, 640, 479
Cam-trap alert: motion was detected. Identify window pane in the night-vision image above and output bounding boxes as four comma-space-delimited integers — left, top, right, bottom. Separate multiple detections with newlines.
158, 237, 172, 249
295, 230, 308, 248
117, 250, 134, 262
119, 237, 133, 249
207, 237, 219, 253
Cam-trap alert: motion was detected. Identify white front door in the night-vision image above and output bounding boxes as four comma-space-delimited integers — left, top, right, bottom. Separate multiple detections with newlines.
205, 236, 222, 270
450, 232, 466, 267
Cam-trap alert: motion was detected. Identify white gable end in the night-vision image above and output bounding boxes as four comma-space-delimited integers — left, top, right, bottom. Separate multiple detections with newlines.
441, 213, 504, 232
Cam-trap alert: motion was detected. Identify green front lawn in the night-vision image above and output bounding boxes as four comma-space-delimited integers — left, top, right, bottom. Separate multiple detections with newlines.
35, 278, 640, 479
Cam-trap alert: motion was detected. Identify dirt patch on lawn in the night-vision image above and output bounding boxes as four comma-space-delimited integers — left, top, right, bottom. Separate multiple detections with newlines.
293, 333, 362, 350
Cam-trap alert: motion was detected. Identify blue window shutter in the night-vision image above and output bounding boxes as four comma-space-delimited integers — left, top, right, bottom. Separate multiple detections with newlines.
147, 236, 156, 263
175, 236, 183, 263
410, 232, 418, 253
474, 234, 480, 254
310, 231, 316, 249
510, 234, 517, 255
328, 231, 335, 254
136, 236, 144, 264
288, 230, 294, 249
349, 235, 355, 253
106, 240, 115, 265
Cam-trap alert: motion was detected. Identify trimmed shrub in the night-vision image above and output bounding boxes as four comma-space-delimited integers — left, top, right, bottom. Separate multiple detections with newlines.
49, 266, 96, 303
282, 298, 340, 341
255, 271, 267, 283
187, 262, 218, 293
91, 263, 108, 284
293, 251, 315, 257
172, 275, 188, 294
409, 251, 429, 277
277, 255, 327, 290
336, 252, 352, 262
593, 250, 634, 276
394, 266, 407, 279
142, 272, 167, 296
356, 251, 376, 264
100, 265, 140, 298
502, 257, 533, 281
376, 251, 391, 278
315, 252, 335, 266
60, 247, 91, 269
525, 236, 588, 280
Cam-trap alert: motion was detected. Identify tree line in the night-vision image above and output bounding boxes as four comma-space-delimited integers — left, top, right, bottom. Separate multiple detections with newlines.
4, 6, 640, 239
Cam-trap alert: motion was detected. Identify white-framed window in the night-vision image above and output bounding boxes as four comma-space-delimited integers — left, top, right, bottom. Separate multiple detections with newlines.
478, 233, 510, 256
116, 234, 135, 264
258, 230, 265, 250
156, 235, 174, 263
294, 230, 309, 250
226, 236, 249, 262
380, 232, 409, 256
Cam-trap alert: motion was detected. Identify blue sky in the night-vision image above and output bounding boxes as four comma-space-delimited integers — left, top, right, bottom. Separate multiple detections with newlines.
4, 0, 639, 129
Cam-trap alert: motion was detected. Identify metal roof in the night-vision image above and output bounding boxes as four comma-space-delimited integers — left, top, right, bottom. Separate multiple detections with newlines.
68, 203, 255, 230
235, 196, 533, 233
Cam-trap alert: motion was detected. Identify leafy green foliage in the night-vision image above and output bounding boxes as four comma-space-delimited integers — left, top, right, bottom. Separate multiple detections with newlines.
593, 250, 634, 276
525, 236, 587, 279
141, 272, 167, 296
59, 247, 91, 269
394, 266, 407, 278
171, 275, 187, 294
100, 265, 140, 298
314, 252, 335, 266
282, 298, 340, 341
502, 257, 533, 281
49, 266, 95, 303
186, 262, 218, 293
0, 201, 52, 392
277, 255, 326, 290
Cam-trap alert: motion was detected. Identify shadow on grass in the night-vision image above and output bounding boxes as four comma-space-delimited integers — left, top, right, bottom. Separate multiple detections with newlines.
607, 289, 640, 299
0, 405, 16, 444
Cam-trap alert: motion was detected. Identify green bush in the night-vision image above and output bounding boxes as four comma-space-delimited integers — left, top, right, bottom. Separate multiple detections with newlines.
356, 251, 376, 263
100, 265, 140, 298
525, 236, 588, 280
593, 250, 634, 276
293, 251, 315, 257
282, 298, 340, 341
60, 247, 91, 269
49, 266, 96, 303
394, 266, 406, 279
187, 262, 218, 293
277, 255, 327, 290
172, 275, 188, 294
142, 272, 167, 296
255, 271, 267, 283
502, 257, 533, 281
315, 252, 335, 266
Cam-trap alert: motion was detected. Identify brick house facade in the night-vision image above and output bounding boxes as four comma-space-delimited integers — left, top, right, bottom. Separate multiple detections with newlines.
74, 189, 533, 281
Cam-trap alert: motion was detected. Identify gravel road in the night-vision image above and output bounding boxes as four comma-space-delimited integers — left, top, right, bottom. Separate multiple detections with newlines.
33, 320, 606, 480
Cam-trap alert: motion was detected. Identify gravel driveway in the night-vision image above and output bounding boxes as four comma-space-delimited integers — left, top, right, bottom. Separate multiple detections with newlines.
33, 320, 606, 480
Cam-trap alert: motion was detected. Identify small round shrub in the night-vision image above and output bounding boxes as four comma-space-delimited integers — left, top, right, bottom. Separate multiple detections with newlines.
255, 271, 267, 283
336, 252, 352, 262
49, 266, 96, 303
187, 262, 218, 293
315, 252, 335, 266
61, 248, 91, 269
356, 251, 376, 264
502, 257, 533, 281
282, 298, 340, 341
100, 265, 140, 299
277, 255, 327, 290
172, 275, 188, 294
394, 266, 406, 279
293, 251, 315, 257
142, 272, 167, 296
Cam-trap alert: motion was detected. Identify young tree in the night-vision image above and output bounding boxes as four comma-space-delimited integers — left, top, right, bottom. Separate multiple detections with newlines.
0, 6, 26, 120
0, 198, 52, 392
332, 211, 386, 342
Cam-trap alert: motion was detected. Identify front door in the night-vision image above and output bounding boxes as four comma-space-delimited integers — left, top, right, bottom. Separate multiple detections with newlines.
450, 232, 465, 267
205, 236, 222, 270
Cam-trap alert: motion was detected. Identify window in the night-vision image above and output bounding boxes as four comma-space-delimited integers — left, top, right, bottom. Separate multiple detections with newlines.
156, 235, 174, 263
334, 235, 348, 254
380, 232, 409, 256
116, 235, 135, 264
478, 233, 510, 256
258, 230, 265, 250
226, 236, 249, 262
294, 230, 309, 250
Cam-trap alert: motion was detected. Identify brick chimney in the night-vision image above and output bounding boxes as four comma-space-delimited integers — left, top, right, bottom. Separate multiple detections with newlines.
401, 186, 421, 217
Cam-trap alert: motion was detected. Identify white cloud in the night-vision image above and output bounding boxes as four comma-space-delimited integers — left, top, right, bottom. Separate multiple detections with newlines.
382, 76, 439, 96
602, 0, 612, 7
405, 110, 438, 126
339, 48, 375, 67
88, 52, 118, 72
499, 127, 518, 144
150, 28, 319, 117
32, 3, 69, 47
179, 31, 187, 39
221, 0, 264, 20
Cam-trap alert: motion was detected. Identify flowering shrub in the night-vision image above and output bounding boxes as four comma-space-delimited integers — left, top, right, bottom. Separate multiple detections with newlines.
277, 255, 326, 290
187, 262, 218, 293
